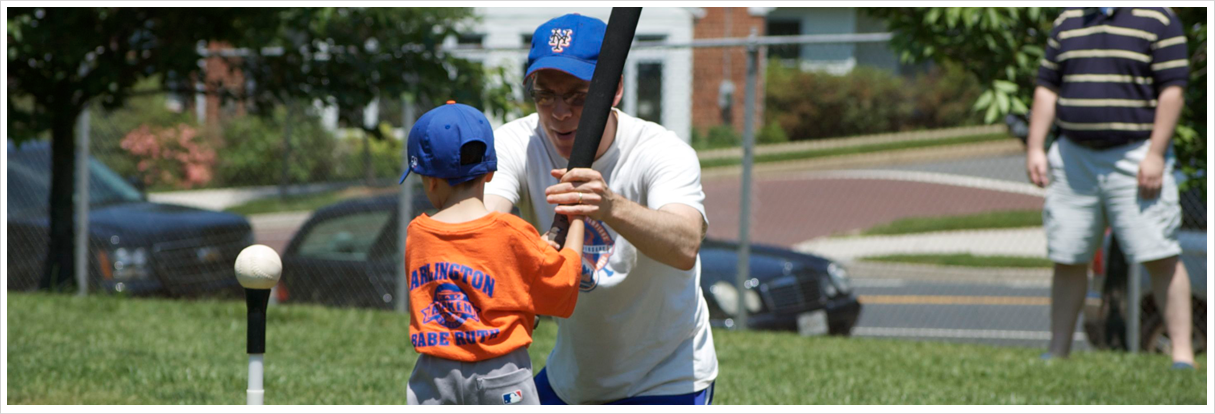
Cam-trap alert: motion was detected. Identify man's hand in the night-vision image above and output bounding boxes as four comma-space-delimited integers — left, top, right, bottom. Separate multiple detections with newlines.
545, 168, 615, 221
1138, 152, 1166, 200
1026, 148, 1050, 188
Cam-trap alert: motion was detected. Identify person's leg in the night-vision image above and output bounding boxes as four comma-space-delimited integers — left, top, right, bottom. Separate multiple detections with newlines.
1143, 256, 1194, 365
1042, 138, 1105, 358
605, 383, 715, 405
531, 368, 569, 405
1048, 262, 1089, 358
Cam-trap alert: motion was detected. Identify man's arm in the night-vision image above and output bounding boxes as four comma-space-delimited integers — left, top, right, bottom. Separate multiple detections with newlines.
1026, 86, 1059, 188
1138, 85, 1184, 200
485, 194, 514, 214
547, 168, 705, 271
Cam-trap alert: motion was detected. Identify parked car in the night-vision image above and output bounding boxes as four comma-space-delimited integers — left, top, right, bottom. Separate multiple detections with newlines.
278, 193, 862, 335
6, 140, 255, 296
1083, 176, 1207, 354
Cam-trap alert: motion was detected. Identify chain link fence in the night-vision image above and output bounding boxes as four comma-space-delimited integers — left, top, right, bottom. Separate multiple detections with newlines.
7, 7, 1205, 353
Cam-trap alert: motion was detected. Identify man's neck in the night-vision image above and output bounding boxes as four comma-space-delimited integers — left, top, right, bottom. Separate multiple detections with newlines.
594, 109, 619, 162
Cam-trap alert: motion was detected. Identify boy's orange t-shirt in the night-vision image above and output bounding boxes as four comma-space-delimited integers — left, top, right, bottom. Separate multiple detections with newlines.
405, 211, 582, 362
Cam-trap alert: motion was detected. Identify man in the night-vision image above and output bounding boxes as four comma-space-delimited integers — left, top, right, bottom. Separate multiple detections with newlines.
484, 13, 718, 404
1026, 7, 1194, 368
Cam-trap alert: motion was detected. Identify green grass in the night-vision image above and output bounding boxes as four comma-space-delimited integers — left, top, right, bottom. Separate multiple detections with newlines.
222, 186, 397, 216
860, 209, 1043, 236
698, 133, 1010, 170
861, 253, 1054, 268
6, 293, 1206, 405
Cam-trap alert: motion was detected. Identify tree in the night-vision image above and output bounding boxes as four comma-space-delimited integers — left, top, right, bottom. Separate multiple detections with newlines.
7, 7, 512, 290
868, 7, 1206, 192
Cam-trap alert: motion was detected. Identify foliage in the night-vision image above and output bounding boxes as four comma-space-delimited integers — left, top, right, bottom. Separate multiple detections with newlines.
765, 64, 982, 141
866, 7, 1057, 124
120, 123, 215, 189
215, 106, 337, 187
7, 292, 1206, 404
869, 7, 1207, 191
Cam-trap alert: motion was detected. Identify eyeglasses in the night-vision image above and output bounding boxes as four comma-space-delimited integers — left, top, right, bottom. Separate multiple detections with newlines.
531, 89, 588, 107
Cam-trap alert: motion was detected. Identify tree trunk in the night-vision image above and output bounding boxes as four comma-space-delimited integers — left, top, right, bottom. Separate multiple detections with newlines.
42, 109, 79, 291
363, 132, 373, 185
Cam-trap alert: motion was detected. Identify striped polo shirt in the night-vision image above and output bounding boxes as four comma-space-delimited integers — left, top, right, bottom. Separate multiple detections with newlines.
1037, 7, 1189, 148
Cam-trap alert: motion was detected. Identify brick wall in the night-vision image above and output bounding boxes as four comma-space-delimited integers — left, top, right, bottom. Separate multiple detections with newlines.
692, 7, 766, 137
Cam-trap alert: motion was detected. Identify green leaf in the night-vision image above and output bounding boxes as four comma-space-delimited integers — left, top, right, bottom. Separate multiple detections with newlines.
985, 101, 1000, 124
1011, 96, 1029, 114
994, 80, 1018, 93
996, 90, 1010, 113
946, 8, 961, 28
974, 90, 994, 111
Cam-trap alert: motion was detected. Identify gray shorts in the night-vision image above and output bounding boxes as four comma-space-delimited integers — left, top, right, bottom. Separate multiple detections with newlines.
1043, 137, 1182, 265
407, 347, 538, 405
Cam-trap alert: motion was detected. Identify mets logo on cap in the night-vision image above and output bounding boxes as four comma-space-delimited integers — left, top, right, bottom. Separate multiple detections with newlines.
421, 283, 481, 329
549, 28, 573, 53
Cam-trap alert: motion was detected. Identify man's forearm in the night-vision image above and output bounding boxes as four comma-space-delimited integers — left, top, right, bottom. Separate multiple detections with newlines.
1027, 86, 1059, 152
1149, 85, 1184, 157
603, 196, 703, 271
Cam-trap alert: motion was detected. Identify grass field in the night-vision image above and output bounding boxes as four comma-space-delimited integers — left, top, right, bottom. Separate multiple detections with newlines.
698, 133, 1010, 170
861, 253, 1054, 268
859, 209, 1043, 236
6, 293, 1206, 405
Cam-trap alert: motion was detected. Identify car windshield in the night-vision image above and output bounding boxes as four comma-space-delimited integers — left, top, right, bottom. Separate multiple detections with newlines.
6, 142, 144, 218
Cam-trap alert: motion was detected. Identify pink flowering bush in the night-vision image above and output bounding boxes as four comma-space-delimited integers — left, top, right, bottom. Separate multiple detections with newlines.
120, 123, 216, 189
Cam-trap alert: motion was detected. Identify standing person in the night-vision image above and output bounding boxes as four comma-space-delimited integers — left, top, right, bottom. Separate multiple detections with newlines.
1027, 7, 1194, 368
484, 14, 718, 404
402, 101, 587, 405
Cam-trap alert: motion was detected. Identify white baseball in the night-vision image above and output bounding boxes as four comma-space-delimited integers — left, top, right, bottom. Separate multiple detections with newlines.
234, 244, 282, 290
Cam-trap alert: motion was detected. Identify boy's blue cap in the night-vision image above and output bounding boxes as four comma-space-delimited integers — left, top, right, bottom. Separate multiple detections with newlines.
398, 102, 496, 186
525, 14, 606, 82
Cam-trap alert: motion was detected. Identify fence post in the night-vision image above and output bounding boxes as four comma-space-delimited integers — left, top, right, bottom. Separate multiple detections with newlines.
1127, 261, 1142, 352
75, 105, 91, 296
396, 95, 417, 314
735, 28, 760, 330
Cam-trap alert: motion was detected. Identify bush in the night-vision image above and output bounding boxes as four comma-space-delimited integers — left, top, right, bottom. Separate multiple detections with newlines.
120, 123, 215, 189
757, 122, 789, 145
331, 127, 405, 182
765, 63, 983, 141
215, 106, 337, 187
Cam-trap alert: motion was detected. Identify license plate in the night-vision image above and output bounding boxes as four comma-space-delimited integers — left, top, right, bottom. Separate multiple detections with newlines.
797, 310, 829, 336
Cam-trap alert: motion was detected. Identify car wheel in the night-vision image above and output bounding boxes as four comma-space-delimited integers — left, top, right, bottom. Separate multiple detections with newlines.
1140, 299, 1207, 355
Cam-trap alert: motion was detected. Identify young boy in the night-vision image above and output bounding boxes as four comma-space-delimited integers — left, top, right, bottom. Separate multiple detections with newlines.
400, 101, 585, 405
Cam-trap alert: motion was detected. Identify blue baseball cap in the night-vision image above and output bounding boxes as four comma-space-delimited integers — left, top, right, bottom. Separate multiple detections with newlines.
525, 14, 606, 82
398, 101, 496, 186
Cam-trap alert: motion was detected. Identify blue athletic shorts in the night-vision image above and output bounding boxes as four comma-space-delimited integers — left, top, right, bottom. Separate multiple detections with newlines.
534, 367, 715, 405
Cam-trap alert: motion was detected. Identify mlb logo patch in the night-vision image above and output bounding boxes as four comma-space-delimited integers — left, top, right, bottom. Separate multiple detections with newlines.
502, 390, 523, 404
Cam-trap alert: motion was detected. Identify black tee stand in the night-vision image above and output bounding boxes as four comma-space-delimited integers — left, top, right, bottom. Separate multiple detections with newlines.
246, 288, 271, 354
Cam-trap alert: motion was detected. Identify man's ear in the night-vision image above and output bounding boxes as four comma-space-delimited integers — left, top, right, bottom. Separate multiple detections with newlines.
612, 77, 624, 107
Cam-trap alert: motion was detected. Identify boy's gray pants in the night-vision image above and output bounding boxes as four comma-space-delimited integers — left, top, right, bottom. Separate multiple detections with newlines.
407, 347, 539, 405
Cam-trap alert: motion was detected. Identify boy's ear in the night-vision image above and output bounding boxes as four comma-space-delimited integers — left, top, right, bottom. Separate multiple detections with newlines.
484, 172, 494, 183
423, 176, 439, 193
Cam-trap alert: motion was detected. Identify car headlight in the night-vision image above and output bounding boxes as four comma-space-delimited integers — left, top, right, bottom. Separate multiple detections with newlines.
111, 247, 151, 280
711, 281, 763, 315
710, 281, 739, 316
827, 262, 851, 295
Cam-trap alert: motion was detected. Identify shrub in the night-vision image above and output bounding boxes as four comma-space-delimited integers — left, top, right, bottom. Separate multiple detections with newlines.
764, 62, 983, 141
215, 107, 337, 187
120, 123, 216, 189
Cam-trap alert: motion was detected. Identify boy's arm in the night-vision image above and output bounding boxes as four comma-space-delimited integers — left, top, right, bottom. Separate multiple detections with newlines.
528, 215, 585, 318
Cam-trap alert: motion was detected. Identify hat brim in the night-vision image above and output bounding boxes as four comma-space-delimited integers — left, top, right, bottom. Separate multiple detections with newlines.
526, 56, 596, 82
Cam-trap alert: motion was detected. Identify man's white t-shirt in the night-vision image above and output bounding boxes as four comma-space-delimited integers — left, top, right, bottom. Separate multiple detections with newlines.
486, 109, 718, 404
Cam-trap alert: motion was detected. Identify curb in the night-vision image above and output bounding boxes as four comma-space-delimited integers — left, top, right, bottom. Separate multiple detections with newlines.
702, 138, 1025, 181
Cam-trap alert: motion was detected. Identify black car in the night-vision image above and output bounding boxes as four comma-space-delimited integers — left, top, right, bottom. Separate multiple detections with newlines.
6, 140, 255, 296
278, 192, 862, 336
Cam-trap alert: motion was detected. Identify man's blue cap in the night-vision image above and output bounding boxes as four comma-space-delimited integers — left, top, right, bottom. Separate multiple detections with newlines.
526, 14, 606, 82
398, 101, 496, 186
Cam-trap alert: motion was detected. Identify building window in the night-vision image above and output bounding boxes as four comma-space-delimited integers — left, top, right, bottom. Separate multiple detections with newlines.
457, 34, 484, 47
636, 62, 663, 124
767, 20, 801, 62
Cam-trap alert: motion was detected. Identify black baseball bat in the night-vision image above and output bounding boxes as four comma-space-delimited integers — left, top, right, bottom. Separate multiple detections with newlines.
552, 7, 642, 248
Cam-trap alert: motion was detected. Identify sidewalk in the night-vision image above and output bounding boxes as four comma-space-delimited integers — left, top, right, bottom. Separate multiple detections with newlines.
793, 227, 1047, 262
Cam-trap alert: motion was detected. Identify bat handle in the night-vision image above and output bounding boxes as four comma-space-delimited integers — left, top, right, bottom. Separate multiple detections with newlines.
550, 214, 571, 249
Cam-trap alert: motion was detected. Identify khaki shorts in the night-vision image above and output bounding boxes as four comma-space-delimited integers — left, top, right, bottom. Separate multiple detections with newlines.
1043, 137, 1182, 265
407, 346, 538, 405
